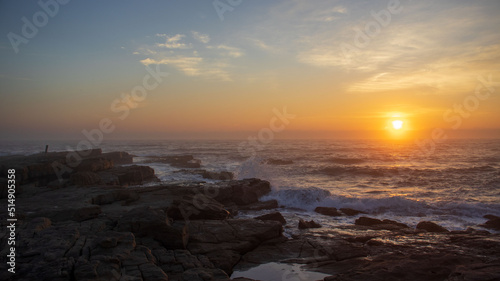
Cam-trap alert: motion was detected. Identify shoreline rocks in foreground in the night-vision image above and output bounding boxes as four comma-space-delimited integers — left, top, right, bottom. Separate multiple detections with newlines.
1, 149, 499, 281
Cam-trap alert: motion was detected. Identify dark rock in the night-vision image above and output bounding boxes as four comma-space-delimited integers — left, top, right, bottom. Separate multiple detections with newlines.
340, 208, 366, 216
381, 219, 408, 229
115, 165, 157, 186
182, 268, 229, 280
100, 165, 158, 186
315, 206, 342, 216
91, 190, 140, 205
355, 217, 383, 226
102, 151, 134, 165
355, 216, 408, 230
24, 217, 52, 235
73, 205, 102, 222
213, 178, 272, 206
255, 212, 287, 224
70, 171, 101, 186
416, 221, 449, 233
225, 204, 239, 217
139, 263, 169, 281
116, 206, 188, 249
167, 193, 230, 221
205, 250, 241, 275
187, 219, 283, 255
484, 214, 500, 220
481, 215, 500, 230
75, 157, 113, 172
187, 219, 283, 275
240, 199, 278, 211
298, 219, 322, 229
0, 178, 8, 199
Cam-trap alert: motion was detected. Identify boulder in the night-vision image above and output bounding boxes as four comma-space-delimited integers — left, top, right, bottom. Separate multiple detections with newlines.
416, 221, 449, 233
315, 207, 342, 216
481, 215, 500, 230
213, 178, 272, 206
355, 217, 383, 226
355, 217, 408, 230
255, 212, 287, 225
298, 219, 322, 229
340, 208, 366, 216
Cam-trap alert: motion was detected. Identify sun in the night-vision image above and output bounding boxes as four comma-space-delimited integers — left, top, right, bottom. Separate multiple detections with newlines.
392, 120, 403, 130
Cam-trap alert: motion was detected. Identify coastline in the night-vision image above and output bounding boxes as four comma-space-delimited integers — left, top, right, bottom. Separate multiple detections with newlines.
1, 149, 500, 281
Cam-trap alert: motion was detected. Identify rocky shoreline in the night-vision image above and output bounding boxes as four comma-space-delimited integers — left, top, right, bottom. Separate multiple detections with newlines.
1, 149, 500, 281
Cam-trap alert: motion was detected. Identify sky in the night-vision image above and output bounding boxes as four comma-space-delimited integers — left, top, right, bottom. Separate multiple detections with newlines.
1, 0, 499, 141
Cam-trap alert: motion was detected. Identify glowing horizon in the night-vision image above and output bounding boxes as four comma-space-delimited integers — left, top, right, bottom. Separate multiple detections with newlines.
1, 1, 499, 141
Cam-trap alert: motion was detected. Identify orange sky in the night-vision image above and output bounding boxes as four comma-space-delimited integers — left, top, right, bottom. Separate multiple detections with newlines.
1, 1, 499, 140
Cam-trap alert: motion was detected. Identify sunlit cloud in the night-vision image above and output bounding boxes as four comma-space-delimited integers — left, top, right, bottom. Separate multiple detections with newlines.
136, 32, 242, 81
156, 34, 192, 49
191, 31, 210, 44
141, 56, 202, 76
261, 1, 500, 94
208, 45, 244, 58
248, 38, 279, 53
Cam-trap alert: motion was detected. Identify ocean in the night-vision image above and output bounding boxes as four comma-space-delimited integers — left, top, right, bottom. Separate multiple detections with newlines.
1, 139, 499, 233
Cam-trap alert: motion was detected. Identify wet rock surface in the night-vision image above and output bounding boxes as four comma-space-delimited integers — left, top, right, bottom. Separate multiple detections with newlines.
298, 219, 322, 229
254, 212, 287, 225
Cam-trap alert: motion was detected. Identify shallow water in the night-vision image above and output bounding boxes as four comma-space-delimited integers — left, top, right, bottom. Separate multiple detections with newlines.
231, 262, 330, 281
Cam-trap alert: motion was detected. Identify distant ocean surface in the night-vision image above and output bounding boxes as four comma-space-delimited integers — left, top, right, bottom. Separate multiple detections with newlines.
2, 139, 499, 231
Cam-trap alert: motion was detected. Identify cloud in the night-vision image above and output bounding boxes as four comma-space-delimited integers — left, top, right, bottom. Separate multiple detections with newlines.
141, 56, 203, 77
136, 32, 242, 81
247, 38, 279, 53
266, 1, 500, 94
156, 34, 192, 49
192, 31, 210, 44
209, 45, 244, 58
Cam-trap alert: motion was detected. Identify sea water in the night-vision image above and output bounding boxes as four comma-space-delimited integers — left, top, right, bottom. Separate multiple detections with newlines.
1, 139, 499, 231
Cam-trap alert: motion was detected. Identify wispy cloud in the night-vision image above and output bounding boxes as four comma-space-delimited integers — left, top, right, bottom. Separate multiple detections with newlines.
254, 1, 500, 94
136, 32, 242, 81
208, 45, 244, 58
156, 34, 192, 49
250, 38, 276, 52
191, 31, 210, 44
141, 56, 203, 77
